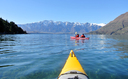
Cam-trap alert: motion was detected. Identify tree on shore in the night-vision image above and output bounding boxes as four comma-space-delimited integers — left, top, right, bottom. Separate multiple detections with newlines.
0, 18, 27, 34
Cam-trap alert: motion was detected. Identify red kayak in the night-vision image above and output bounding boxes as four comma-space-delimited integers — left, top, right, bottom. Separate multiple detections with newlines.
70, 36, 89, 40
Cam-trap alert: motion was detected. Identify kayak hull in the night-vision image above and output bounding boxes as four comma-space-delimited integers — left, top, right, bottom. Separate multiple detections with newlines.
58, 50, 89, 79
70, 36, 89, 40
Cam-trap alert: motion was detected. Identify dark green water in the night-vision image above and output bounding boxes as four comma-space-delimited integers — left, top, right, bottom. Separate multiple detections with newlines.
0, 34, 128, 79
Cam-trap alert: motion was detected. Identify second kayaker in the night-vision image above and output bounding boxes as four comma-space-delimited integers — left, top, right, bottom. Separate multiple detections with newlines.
75, 34, 79, 37
81, 34, 85, 38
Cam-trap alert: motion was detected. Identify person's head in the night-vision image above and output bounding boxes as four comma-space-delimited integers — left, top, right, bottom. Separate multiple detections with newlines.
82, 34, 84, 35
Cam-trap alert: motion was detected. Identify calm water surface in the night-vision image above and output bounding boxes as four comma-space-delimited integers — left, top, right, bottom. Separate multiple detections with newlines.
0, 34, 128, 79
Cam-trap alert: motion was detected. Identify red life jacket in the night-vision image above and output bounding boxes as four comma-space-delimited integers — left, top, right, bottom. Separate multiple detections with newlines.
81, 35, 85, 38
76, 35, 79, 37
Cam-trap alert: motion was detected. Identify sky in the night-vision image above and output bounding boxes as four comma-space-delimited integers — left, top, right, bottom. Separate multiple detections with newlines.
0, 0, 128, 24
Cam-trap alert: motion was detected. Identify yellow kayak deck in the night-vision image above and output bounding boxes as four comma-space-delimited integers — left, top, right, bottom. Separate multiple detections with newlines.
58, 50, 88, 79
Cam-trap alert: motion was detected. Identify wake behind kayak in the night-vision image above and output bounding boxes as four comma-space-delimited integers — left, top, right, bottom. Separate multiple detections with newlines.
58, 50, 89, 79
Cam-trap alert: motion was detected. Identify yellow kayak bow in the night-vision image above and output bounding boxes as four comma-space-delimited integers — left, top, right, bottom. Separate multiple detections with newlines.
58, 50, 89, 79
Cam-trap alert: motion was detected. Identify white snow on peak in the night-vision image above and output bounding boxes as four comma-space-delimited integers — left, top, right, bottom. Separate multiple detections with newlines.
74, 22, 82, 25
55, 21, 62, 25
90, 23, 93, 26
97, 23, 106, 26
92, 23, 106, 27
65, 22, 68, 26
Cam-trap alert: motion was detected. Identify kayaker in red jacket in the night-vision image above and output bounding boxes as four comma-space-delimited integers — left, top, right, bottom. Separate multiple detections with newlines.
75, 34, 79, 37
81, 34, 85, 38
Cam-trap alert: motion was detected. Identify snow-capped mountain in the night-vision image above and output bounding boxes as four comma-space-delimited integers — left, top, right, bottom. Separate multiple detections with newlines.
18, 20, 105, 33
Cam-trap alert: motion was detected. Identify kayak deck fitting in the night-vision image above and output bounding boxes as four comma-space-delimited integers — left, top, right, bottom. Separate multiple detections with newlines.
58, 50, 89, 79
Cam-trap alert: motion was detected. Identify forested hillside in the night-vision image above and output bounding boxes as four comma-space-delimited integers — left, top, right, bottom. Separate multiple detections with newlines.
0, 18, 26, 34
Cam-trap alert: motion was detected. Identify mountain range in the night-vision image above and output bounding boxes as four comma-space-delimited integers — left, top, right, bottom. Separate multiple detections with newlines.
18, 21, 104, 33
89, 12, 128, 35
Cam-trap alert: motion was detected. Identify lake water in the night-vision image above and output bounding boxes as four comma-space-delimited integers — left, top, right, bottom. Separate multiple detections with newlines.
0, 34, 128, 79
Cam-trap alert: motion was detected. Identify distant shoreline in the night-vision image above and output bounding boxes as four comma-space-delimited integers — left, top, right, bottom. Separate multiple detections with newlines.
0, 33, 27, 35
27, 32, 75, 34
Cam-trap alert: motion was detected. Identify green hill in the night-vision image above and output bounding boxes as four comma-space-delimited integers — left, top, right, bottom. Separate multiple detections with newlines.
0, 18, 27, 34
89, 12, 128, 35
